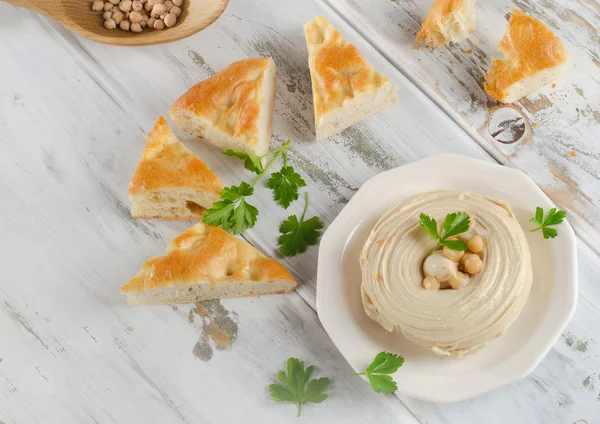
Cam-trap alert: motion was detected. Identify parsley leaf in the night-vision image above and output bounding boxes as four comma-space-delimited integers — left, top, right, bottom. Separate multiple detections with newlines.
202, 199, 235, 230
352, 352, 404, 393
529, 207, 566, 239
278, 215, 322, 256
419, 213, 438, 240
269, 357, 330, 417
440, 239, 467, 251
222, 149, 264, 174
534, 206, 544, 225
440, 212, 470, 240
267, 166, 307, 209
232, 198, 258, 235
203, 182, 258, 234
222, 181, 254, 199
419, 212, 469, 255
278, 193, 323, 257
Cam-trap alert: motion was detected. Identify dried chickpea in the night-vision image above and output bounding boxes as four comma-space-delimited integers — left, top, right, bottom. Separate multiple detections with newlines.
93, 0, 182, 32
422, 276, 440, 291
467, 235, 485, 253
164, 13, 176, 27
120, 0, 133, 12
104, 18, 117, 29
448, 271, 468, 289
152, 3, 167, 16
130, 11, 143, 22
442, 246, 464, 262
462, 253, 483, 275
112, 10, 125, 23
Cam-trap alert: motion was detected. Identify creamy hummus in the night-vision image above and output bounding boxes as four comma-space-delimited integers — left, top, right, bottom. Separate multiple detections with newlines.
360, 191, 533, 358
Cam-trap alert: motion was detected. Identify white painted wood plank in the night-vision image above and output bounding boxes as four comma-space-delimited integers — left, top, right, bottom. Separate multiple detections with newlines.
324, 1, 600, 421
327, 0, 600, 251
0, 4, 419, 424
21, 0, 493, 309
0, 0, 598, 423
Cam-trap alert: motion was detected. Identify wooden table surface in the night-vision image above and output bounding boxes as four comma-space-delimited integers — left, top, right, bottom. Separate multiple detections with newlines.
1, 0, 598, 423
330, 0, 600, 251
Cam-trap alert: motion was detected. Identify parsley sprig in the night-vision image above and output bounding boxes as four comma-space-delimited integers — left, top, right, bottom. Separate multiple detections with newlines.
419, 212, 470, 255
530, 207, 566, 239
204, 141, 322, 257
269, 358, 330, 417
352, 352, 404, 393
203, 141, 291, 235
222, 141, 306, 210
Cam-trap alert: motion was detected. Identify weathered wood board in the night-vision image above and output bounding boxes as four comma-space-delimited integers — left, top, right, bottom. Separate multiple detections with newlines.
0, 0, 599, 422
329, 0, 600, 251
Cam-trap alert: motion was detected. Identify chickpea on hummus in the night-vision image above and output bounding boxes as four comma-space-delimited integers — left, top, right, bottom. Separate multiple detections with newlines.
360, 191, 533, 358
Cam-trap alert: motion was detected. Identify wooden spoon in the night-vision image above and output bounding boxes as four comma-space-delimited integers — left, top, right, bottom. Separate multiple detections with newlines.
3, 0, 229, 46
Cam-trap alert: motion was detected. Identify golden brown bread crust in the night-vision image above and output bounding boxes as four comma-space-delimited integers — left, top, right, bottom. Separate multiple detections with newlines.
304, 15, 390, 119
484, 9, 568, 102
128, 115, 223, 196
416, 0, 470, 44
169, 58, 274, 147
121, 223, 296, 294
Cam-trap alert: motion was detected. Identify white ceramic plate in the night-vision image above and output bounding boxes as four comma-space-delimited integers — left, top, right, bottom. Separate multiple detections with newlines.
316, 154, 578, 403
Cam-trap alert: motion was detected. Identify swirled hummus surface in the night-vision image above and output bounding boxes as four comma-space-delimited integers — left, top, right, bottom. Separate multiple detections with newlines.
360, 191, 532, 358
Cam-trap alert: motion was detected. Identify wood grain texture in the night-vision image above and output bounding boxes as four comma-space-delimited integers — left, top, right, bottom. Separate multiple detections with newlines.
328, 0, 600, 253
0, 1, 467, 423
0, 0, 598, 423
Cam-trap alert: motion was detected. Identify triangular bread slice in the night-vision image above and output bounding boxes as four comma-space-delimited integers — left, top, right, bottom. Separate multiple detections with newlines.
304, 15, 397, 140
169, 58, 276, 156
121, 223, 297, 305
128, 115, 223, 220
484, 9, 568, 103
416, 0, 476, 47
